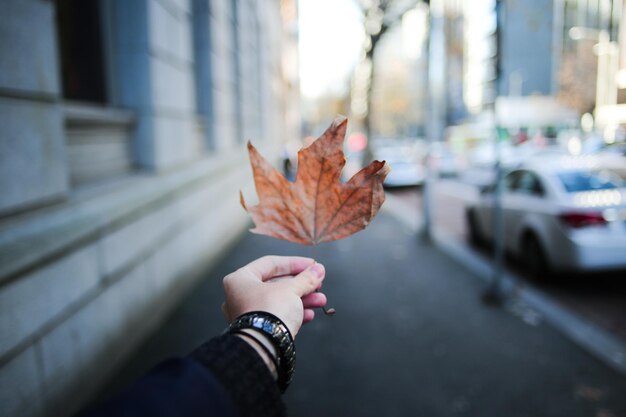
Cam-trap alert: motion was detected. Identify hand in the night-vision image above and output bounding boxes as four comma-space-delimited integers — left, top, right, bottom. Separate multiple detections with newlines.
221, 256, 327, 337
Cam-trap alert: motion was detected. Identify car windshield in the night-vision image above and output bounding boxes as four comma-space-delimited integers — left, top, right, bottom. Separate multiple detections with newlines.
557, 170, 623, 193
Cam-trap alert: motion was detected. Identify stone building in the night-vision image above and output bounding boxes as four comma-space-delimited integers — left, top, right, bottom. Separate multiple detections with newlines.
0, 1, 298, 416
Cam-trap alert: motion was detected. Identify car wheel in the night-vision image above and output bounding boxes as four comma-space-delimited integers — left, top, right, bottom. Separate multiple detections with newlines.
521, 233, 550, 280
466, 209, 484, 247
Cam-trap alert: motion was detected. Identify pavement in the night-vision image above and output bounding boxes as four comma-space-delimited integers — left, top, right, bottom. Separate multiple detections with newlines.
96, 212, 626, 417
385, 186, 626, 373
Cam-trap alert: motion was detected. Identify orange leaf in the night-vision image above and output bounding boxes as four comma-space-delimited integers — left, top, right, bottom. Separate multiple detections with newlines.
240, 116, 390, 245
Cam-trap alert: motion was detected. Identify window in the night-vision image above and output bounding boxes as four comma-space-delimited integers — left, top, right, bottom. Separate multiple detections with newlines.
56, 0, 108, 103
55, 0, 135, 187
558, 170, 623, 192
504, 170, 523, 191
516, 171, 545, 196
505, 170, 545, 196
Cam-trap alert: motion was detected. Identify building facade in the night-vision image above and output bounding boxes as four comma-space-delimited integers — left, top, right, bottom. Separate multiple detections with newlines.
557, 0, 626, 134
430, 0, 625, 134
0, 1, 297, 416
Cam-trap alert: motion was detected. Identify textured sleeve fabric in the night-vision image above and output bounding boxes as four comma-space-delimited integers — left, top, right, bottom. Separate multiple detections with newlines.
79, 335, 286, 417
190, 334, 287, 417
79, 357, 238, 417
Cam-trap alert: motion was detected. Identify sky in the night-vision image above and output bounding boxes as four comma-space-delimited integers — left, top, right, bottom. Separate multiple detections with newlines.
298, 0, 365, 99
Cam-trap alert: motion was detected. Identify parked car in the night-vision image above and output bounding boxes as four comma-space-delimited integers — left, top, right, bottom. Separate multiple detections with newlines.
429, 142, 462, 177
468, 141, 519, 168
372, 139, 427, 187
465, 157, 626, 276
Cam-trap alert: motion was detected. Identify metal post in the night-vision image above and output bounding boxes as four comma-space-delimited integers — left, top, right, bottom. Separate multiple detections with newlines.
482, 127, 505, 305
423, 0, 446, 241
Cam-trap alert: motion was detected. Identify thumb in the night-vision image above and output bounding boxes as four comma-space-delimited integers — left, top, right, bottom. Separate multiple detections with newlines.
290, 263, 325, 297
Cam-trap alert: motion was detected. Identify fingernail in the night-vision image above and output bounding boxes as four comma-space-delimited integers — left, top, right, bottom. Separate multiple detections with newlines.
310, 263, 325, 278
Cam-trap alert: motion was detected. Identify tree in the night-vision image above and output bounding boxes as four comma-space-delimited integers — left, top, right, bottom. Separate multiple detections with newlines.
351, 0, 421, 141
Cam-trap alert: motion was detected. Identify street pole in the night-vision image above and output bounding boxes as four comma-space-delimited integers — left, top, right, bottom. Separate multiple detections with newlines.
422, 0, 446, 242
482, 126, 505, 305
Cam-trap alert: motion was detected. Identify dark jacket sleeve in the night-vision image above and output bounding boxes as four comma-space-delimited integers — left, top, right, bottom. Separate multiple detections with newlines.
80, 334, 286, 417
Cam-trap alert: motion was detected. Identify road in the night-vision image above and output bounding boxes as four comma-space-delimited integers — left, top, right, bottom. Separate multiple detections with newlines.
387, 179, 626, 343
97, 209, 626, 417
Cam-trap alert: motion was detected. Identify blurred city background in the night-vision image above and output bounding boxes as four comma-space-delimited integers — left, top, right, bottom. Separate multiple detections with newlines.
1, 0, 626, 416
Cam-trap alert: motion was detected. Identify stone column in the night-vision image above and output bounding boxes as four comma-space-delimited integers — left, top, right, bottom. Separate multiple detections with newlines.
0, 0, 68, 215
111, 0, 202, 171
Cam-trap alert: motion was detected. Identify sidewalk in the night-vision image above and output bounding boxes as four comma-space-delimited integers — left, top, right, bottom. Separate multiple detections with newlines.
98, 212, 626, 417
385, 185, 626, 374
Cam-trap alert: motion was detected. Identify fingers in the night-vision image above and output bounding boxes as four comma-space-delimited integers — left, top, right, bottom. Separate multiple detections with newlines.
302, 292, 326, 325
290, 263, 325, 297
303, 308, 315, 324
245, 256, 315, 281
302, 291, 327, 309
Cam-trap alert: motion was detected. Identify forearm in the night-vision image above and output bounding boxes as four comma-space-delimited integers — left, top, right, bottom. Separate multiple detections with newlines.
81, 255, 324, 417
233, 329, 279, 380
81, 335, 285, 417
190, 334, 286, 417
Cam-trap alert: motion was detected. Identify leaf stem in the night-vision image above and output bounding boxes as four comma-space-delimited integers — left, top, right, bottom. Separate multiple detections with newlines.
319, 292, 336, 316
310, 245, 335, 316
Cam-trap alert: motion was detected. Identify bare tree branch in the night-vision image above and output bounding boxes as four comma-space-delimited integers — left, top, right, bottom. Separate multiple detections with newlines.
351, 0, 421, 141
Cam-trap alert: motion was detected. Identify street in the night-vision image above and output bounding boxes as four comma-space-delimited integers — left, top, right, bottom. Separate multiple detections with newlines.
97, 207, 626, 417
388, 178, 626, 343
5, 2, 626, 417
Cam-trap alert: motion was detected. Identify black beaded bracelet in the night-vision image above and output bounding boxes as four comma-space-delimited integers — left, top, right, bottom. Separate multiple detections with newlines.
225, 311, 296, 392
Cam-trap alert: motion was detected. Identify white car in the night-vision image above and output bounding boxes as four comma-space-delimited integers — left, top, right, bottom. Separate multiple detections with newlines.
372, 140, 427, 187
466, 157, 626, 276
382, 158, 426, 187
429, 142, 462, 178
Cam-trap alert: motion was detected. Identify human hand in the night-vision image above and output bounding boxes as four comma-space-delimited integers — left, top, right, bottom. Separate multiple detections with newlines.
221, 256, 327, 337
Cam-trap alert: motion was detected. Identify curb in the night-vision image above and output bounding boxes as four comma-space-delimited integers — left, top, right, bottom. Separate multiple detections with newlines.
382, 193, 626, 375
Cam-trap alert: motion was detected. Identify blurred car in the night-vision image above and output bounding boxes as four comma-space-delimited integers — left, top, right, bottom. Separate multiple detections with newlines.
382, 159, 426, 187
468, 141, 519, 168
372, 139, 427, 187
429, 142, 461, 177
601, 141, 626, 157
465, 157, 626, 276
469, 140, 570, 170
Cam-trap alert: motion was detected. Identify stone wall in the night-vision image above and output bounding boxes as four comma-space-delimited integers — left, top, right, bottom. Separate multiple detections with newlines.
0, 1, 292, 416
0, 0, 67, 215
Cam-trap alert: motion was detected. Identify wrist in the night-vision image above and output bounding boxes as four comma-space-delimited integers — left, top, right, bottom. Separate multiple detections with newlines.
225, 311, 296, 393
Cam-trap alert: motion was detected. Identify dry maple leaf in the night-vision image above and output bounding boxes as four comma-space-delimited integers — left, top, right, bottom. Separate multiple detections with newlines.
240, 116, 390, 245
